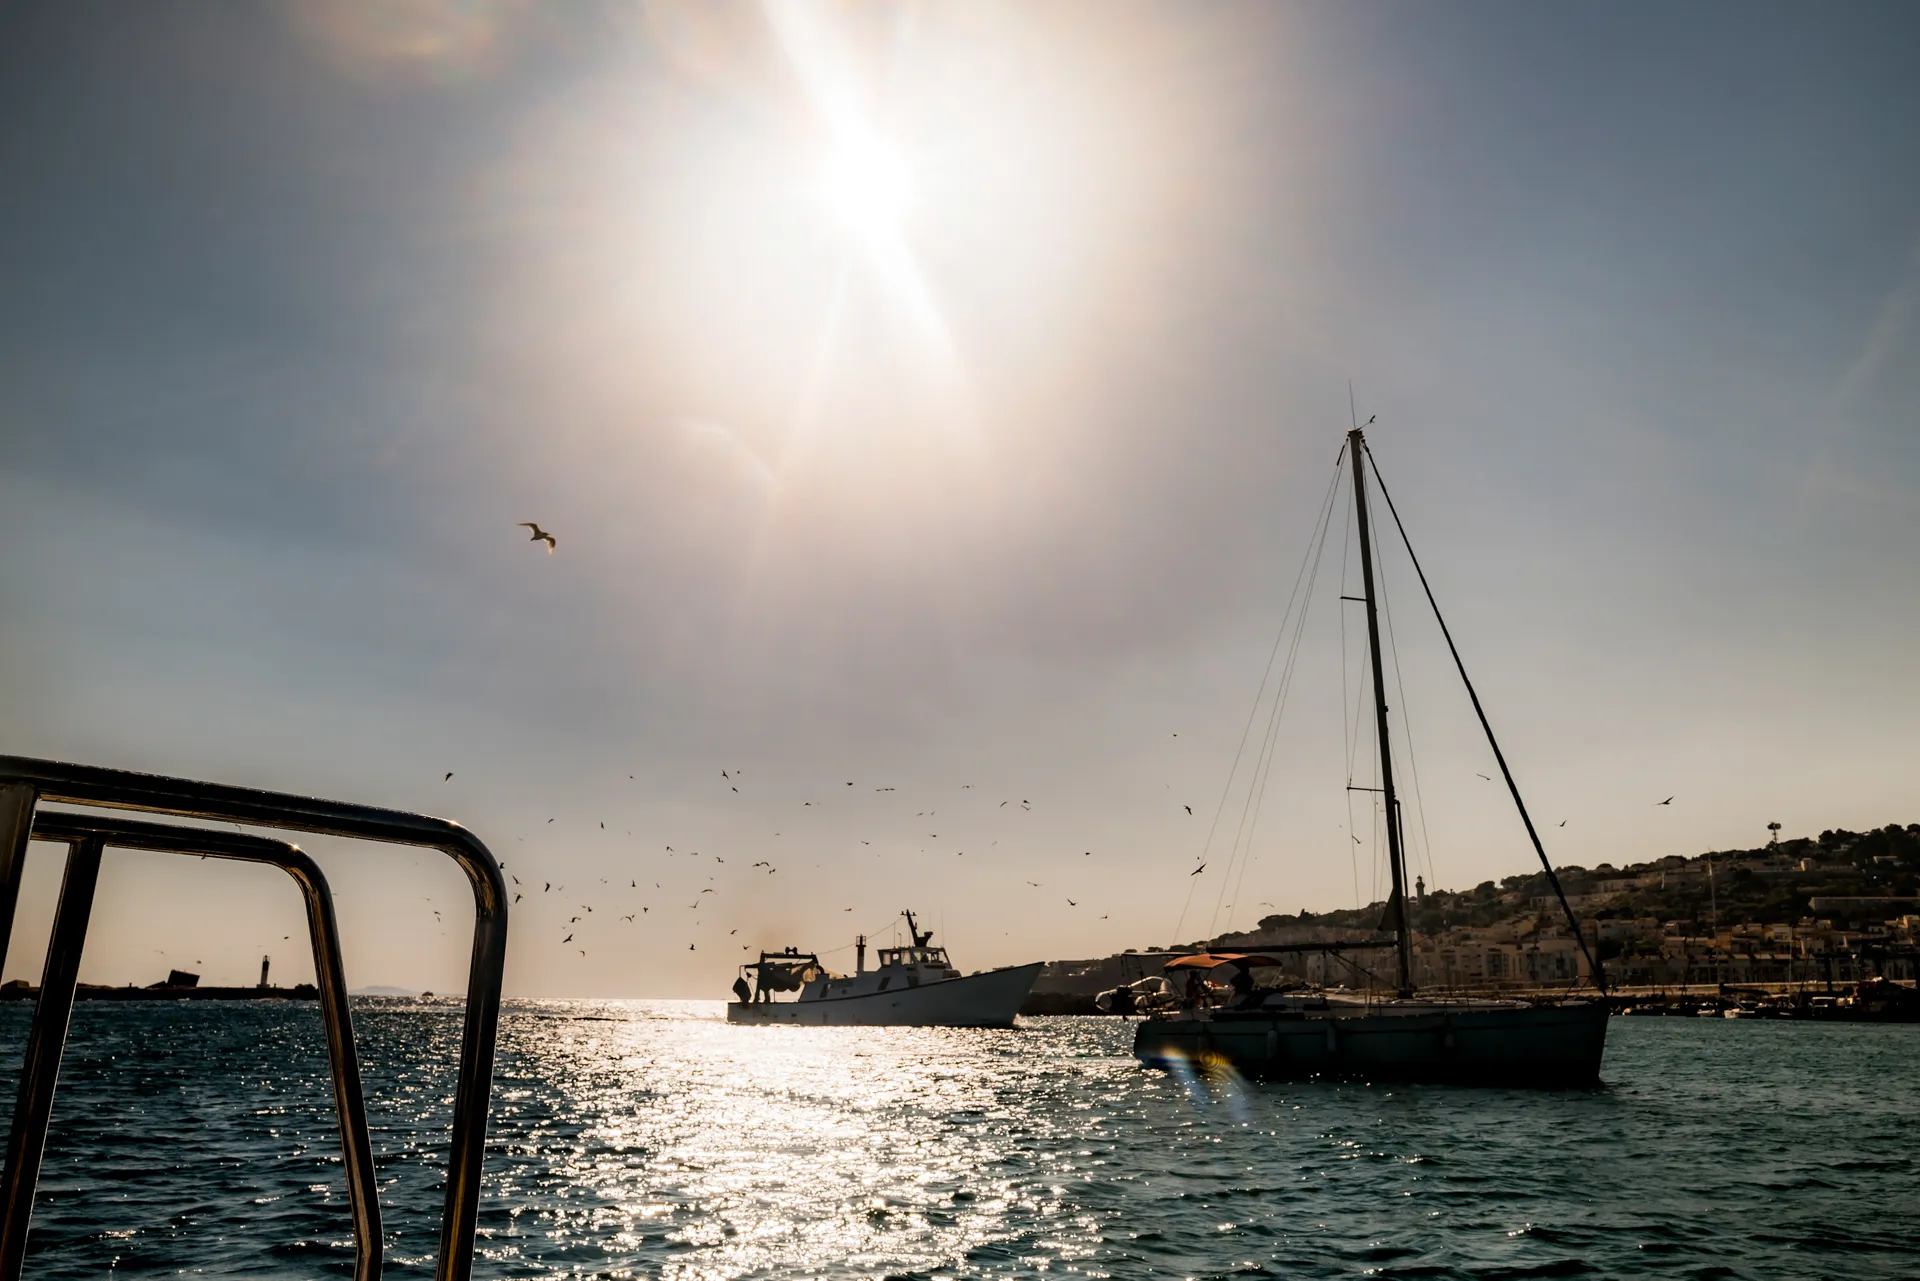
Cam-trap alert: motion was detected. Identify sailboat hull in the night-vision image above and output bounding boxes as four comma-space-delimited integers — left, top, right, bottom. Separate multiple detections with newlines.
1132, 1001, 1609, 1087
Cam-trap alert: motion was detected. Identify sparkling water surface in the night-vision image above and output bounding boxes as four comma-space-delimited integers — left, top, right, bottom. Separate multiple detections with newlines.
2, 1001, 1916, 1279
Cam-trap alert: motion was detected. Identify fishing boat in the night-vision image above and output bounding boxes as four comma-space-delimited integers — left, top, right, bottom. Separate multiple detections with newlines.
1132, 425, 1610, 1086
727, 911, 1041, 1027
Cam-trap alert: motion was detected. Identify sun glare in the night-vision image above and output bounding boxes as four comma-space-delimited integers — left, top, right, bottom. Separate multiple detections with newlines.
822, 131, 913, 247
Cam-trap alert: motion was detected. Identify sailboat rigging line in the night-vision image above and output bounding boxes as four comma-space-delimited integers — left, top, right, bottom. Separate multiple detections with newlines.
1338, 476, 1372, 910
1372, 499, 1441, 899
1361, 446, 1608, 994
1214, 506, 1329, 937
1167, 465, 1343, 950
1214, 473, 1338, 935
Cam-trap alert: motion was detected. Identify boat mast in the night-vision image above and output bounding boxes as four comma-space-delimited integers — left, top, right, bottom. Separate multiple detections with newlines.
1348, 426, 1416, 997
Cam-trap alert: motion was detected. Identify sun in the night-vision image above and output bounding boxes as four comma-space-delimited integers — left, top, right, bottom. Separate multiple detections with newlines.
821, 129, 913, 248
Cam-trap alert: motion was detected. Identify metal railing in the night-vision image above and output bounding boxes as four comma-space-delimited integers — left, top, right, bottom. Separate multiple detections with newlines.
0, 757, 510, 1281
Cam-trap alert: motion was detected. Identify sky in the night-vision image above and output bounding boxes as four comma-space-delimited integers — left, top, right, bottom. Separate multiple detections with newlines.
1, 1, 1916, 998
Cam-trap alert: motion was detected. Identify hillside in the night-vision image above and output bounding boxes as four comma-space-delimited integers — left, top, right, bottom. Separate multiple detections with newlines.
1036, 824, 1920, 998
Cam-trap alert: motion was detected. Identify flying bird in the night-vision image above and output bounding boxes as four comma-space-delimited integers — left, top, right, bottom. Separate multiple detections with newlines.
1184, 805, 1192, 815
1067, 899, 1077, 907
516, 522, 556, 552
562, 933, 573, 943
1190, 863, 1206, 876
1655, 796, 1674, 806
1558, 820, 1568, 827
1476, 773, 1492, 781
513, 894, 522, 904
544, 882, 551, 892
444, 772, 453, 782
622, 914, 634, 921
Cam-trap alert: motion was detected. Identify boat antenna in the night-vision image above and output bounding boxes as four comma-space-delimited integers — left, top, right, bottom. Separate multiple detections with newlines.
1362, 445, 1608, 993
1347, 423, 1416, 997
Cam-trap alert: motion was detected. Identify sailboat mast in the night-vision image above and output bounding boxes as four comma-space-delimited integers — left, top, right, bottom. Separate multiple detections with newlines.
1348, 427, 1415, 997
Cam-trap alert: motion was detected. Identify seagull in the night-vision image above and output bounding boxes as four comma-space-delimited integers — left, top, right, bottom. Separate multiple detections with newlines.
1655, 796, 1674, 806
1067, 899, 1077, 907
1365, 414, 1376, 425
1558, 820, 1568, 827
689, 944, 695, 951
1026, 881, 1042, 887
511, 876, 519, 885
516, 522, 556, 553
1184, 805, 1192, 815
1190, 863, 1206, 876
544, 882, 551, 892
1476, 773, 1492, 781
562, 933, 573, 943
444, 772, 453, 782
513, 894, 522, 904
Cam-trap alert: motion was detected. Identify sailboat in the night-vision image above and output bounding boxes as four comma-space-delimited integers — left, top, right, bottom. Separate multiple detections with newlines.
1131, 424, 1610, 1086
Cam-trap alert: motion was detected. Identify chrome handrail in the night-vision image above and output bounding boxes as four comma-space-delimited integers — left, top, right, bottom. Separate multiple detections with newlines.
11, 814, 381, 1280
0, 757, 509, 1281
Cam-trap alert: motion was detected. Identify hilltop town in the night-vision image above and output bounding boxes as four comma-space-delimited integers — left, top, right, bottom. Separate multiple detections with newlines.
1035, 824, 1920, 1001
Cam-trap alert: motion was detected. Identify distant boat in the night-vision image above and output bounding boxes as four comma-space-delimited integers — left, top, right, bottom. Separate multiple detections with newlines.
727, 911, 1041, 1027
1132, 425, 1610, 1086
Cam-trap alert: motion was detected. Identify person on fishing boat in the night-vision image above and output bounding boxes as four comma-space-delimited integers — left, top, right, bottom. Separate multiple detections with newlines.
1227, 962, 1258, 1009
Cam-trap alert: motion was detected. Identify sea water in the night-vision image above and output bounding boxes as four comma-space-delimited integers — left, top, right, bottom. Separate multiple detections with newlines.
1, 1000, 1915, 1278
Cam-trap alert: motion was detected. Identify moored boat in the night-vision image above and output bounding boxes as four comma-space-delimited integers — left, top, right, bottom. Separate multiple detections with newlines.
727, 911, 1041, 1027
1131, 424, 1610, 1086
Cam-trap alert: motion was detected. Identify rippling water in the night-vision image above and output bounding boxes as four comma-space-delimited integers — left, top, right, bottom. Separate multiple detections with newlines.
1, 1001, 1915, 1278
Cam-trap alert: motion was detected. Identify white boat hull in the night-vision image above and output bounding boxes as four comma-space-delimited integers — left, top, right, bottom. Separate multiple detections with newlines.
726, 963, 1042, 1027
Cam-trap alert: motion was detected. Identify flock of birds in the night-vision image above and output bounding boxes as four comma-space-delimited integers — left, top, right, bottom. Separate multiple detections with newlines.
487, 521, 1682, 969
